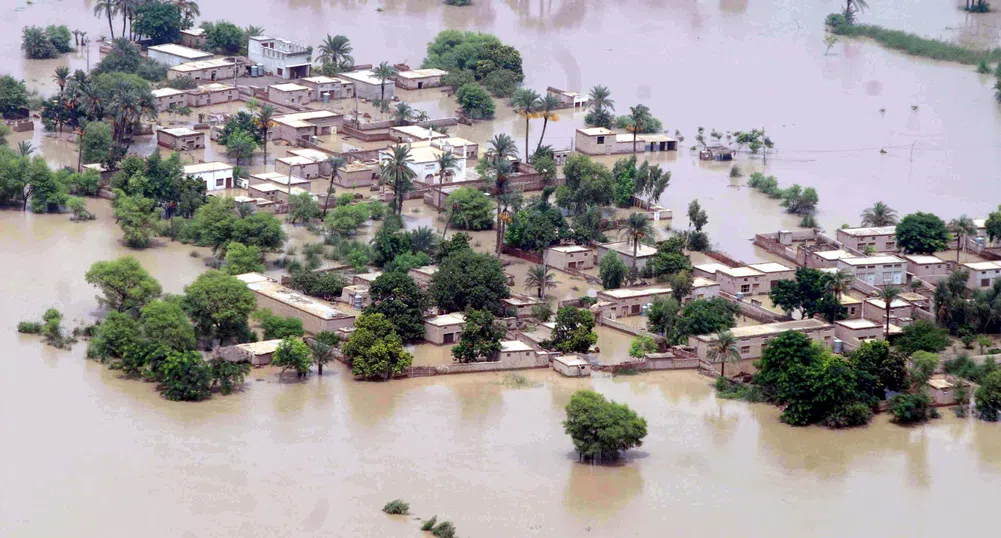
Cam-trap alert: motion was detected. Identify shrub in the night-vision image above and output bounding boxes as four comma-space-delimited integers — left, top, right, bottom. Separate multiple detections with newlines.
825, 12, 848, 32
822, 402, 873, 429
431, 521, 457, 538
888, 392, 932, 424
17, 321, 43, 334
455, 83, 495, 119
714, 376, 765, 402
628, 334, 658, 358
381, 499, 409, 515
445, 187, 494, 230
481, 68, 520, 97
895, 320, 951, 355
975, 370, 1001, 421
729, 165, 742, 178
421, 516, 438, 531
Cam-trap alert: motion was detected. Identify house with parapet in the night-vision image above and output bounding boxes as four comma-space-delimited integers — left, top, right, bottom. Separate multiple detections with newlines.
546, 245, 594, 271
390, 125, 447, 143
183, 162, 235, 191
168, 58, 238, 81
836, 255, 906, 286
334, 160, 381, 188
268, 83, 312, 106
378, 143, 467, 186
151, 88, 186, 112
147, 44, 211, 67
236, 273, 355, 333
962, 261, 1001, 290
903, 255, 952, 284
156, 127, 204, 150
338, 69, 397, 101
408, 265, 439, 289
395, 68, 448, 90
179, 27, 207, 49
299, 76, 354, 100
424, 313, 466, 345
575, 127, 678, 155
186, 83, 238, 107
546, 87, 589, 109
836, 226, 897, 254
248, 36, 312, 79
276, 155, 323, 179
596, 241, 657, 271
271, 110, 342, 143
689, 319, 834, 364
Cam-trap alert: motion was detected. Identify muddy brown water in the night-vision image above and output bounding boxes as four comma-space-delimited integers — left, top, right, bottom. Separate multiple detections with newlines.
5, 1, 1001, 536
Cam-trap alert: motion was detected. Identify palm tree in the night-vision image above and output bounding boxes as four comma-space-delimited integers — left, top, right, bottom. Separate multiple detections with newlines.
826, 269, 854, 303
484, 134, 518, 255
323, 155, 346, 219
860, 201, 898, 227
174, 0, 200, 29
391, 102, 414, 126
380, 144, 416, 216
373, 62, 398, 107
16, 141, 34, 157
628, 104, 650, 154
621, 212, 655, 275
318, 34, 354, 69
707, 331, 742, 378
486, 132, 518, 161
244, 25, 265, 39
93, 0, 118, 40
525, 264, 557, 299
53, 67, 70, 97
949, 215, 978, 263
118, 0, 135, 40
435, 151, 459, 213
255, 104, 276, 165
535, 94, 560, 154
878, 286, 901, 339
22, 27, 55, 59
511, 88, 541, 161
635, 161, 670, 205
588, 84, 614, 114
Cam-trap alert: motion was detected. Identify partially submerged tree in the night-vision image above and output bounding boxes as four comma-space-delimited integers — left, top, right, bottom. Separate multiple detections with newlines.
563, 390, 648, 463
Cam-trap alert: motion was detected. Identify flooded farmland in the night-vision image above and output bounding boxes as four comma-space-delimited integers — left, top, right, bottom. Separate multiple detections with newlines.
4, 0, 1001, 537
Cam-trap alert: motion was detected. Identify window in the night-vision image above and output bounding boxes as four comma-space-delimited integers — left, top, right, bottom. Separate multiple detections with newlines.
886, 242, 895, 249
596, 136, 605, 144
215, 178, 224, 187
740, 346, 750, 354
740, 284, 751, 293
983, 278, 991, 287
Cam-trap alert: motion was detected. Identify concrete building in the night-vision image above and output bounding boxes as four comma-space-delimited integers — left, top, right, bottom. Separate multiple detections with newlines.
379, 144, 467, 186
716, 266, 765, 296
431, 137, 479, 161
904, 255, 951, 284
803, 248, 855, 269
596, 286, 673, 318
339, 285, 371, 309
168, 58, 238, 82
185, 83, 238, 107
836, 226, 898, 253
689, 319, 835, 363
151, 87, 186, 112
246, 182, 313, 203
390, 125, 447, 144
335, 160, 381, 188
841, 295, 863, 319
268, 83, 312, 106
408, 265, 439, 289
962, 261, 1001, 290
276, 155, 323, 179
862, 297, 914, 327
286, 148, 334, 175
927, 377, 958, 406
147, 44, 212, 67
502, 293, 544, 317
574, 128, 677, 155
424, 313, 466, 345
552, 355, 591, 377
352, 272, 383, 287
837, 255, 906, 286
395, 68, 448, 89
248, 36, 311, 79
179, 27, 207, 49
339, 69, 396, 101
248, 171, 310, 189
833, 318, 886, 349
299, 76, 354, 100
546, 245, 594, 271
692, 263, 731, 281
574, 127, 615, 154
183, 161, 235, 191
271, 110, 342, 143
689, 277, 722, 301
238, 273, 355, 334
216, 339, 283, 367
746, 262, 796, 293
156, 127, 204, 150
596, 241, 657, 271
546, 87, 589, 109
499, 340, 536, 363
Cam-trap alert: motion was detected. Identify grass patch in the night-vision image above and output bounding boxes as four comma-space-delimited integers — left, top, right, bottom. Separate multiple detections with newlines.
499, 373, 541, 388
714, 376, 765, 402
382, 499, 409, 515
829, 15, 1001, 65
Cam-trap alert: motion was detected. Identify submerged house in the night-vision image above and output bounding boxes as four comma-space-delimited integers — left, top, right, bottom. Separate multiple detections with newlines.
574, 128, 678, 155
183, 161, 235, 191
168, 58, 239, 82
699, 145, 736, 161
156, 127, 204, 150
395, 68, 448, 90
248, 36, 312, 79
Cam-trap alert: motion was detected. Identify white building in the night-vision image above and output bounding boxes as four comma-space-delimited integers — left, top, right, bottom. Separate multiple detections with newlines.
146, 44, 212, 67
184, 162, 235, 191
379, 144, 467, 186
339, 69, 397, 101
248, 36, 311, 80
836, 255, 906, 286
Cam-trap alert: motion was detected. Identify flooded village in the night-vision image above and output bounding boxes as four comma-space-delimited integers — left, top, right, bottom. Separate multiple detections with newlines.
4, 0, 1001, 537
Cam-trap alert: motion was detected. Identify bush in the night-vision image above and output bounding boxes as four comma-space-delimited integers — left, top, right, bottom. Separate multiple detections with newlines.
822, 402, 873, 429
895, 320, 951, 355
381, 499, 409, 515
421, 516, 438, 531
286, 270, 347, 301
888, 392, 932, 424
455, 83, 495, 119
975, 370, 1001, 421
481, 68, 520, 97
445, 187, 494, 230
714, 376, 766, 402
628, 334, 658, 358
531, 302, 553, 323
431, 521, 457, 538
830, 18, 1001, 65
825, 12, 848, 32
17, 321, 43, 334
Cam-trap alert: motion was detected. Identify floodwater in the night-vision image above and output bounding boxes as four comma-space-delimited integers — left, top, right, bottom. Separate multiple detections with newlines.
6, 1, 1001, 537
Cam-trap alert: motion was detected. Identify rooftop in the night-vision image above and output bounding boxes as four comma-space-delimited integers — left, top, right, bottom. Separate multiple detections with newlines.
719, 266, 764, 278
397, 68, 449, 79
180, 28, 205, 37
152, 88, 185, 98
549, 245, 592, 254
425, 313, 466, 327
898, 292, 929, 303
183, 162, 233, 175
598, 286, 672, 299
693, 263, 731, 275
927, 377, 954, 390
189, 83, 234, 94
578, 127, 615, 136
246, 280, 353, 320
692, 276, 720, 289
502, 294, 543, 306
864, 298, 912, 309
148, 44, 212, 60
270, 83, 310, 92
962, 261, 1001, 271
599, 241, 657, 258
169, 58, 236, 72
250, 171, 309, 185
277, 155, 319, 166
838, 226, 897, 237
288, 148, 330, 161
747, 262, 793, 274
391, 125, 447, 140
301, 75, 350, 84
382, 144, 444, 164
338, 69, 385, 86
695, 319, 832, 341
904, 254, 946, 265
159, 127, 199, 137
614, 133, 678, 144
247, 183, 284, 193
500, 340, 533, 353
274, 118, 312, 129
275, 110, 340, 122
354, 271, 383, 283
834, 318, 881, 329
235, 338, 284, 355
235, 272, 272, 284
408, 265, 439, 277
553, 354, 589, 367
813, 249, 855, 261
840, 295, 862, 305
838, 255, 905, 266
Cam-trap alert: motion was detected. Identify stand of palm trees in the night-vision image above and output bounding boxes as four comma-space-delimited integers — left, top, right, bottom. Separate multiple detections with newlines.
317, 34, 354, 73
380, 144, 416, 216
585, 85, 615, 128
949, 215, 977, 263
482, 134, 518, 255
322, 155, 347, 219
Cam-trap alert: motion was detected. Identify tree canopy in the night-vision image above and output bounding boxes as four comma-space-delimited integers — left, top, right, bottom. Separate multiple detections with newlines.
452, 309, 506, 363
896, 212, 950, 255
563, 390, 648, 463
182, 270, 256, 345
343, 313, 413, 380
365, 272, 429, 343
546, 306, 597, 354
429, 249, 510, 315
671, 298, 738, 344
85, 257, 163, 315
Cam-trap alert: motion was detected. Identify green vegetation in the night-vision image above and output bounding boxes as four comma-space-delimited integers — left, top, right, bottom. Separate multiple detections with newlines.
423, 30, 524, 83
159, 350, 212, 401
271, 338, 314, 379
366, 272, 430, 343
628, 334, 658, 358
714, 376, 766, 402
85, 257, 163, 315
429, 249, 510, 316
452, 309, 506, 363
343, 313, 414, 380
17, 308, 74, 349
646, 296, 680, 337
252, 309, 305, 340
563, 390, 648, 463
132, 2, 183, 45
769, 267, 843, 322
180, 196, 286, 254
455, 83, 495, 119
94, 39, 167, 81
183, 270, 257, 345
421, 516, 438, 531
382, 499, 410, 515
17, 321, 43, 334
944, 355, 997, 384
585, 85, 615, 129
827, 14, 1001, 65
599, 251, 628, 289
896, 212, 950, 255
504, 189, 567, 252
431, 520, 457, 538
671, 298, 739, 345
747, 172, 819, 215
975, 370, 1001, 421
445, 187, 494, 230
545, 307, 597, 354
200, 21, 246, 55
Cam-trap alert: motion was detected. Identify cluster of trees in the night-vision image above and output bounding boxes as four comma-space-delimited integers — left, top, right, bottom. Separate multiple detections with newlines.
83, 257, 255, 401
94, 38, 168, 81
176, 195, 286, 255
200, 20, 265, 55
933, 270, 1001, 336
769, 267, 848, 323
452, 309, 506, 363
504, 188, 571, 253
218, 107, 274, 165
93, 0, 201, 41
21, 25, 74, 60
424, 30, 524, 118
444, 187, 494, 231
747, 172, 819, 225
0, 146, 102, 213
611, 156, 671, 209
545, 306, 598, 354
18, 308, 74, 349
563, 390, 648, 463
315, 34, 354, 75
583, 85, 663, 143
895, 211, 950, 255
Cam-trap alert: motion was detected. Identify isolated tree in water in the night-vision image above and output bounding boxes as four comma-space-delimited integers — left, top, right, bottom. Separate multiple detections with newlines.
563, 390, 647, 463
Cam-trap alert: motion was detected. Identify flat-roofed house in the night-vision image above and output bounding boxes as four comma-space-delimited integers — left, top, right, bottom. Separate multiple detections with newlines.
689, 319, 834, 363
715, 266, 765, 296
546, 245, 594, 271
746, 262, 796, 294
156, 127, 204, 150
841, 295, 863, 319
575, 127, 615, 155
395, 68, 449, 89
286, 148, 334, 175
692, 263, 732, 281
238, 273, 356, 334
862, 297, 914, 326
299, 75, 354, 100
407, 265, 439, 289
424, 313, 466, 345
689, 277, 722, 301
183, 161, 235, 191
339, 285, 371, 309
185, 83, 238, 107
339, 69, 396, 100
431, 137, 479, 161
151, 87, 186, 112
836, 226, 897, 253
248, 36, 311, 79
215, 338, 284, 367
962, 261, 1001, 290
502, 293, 544, 317
596, 241, 657, 271
248, 171, 310, 189
613, 133, 678, 154
276, 155, 322, 179
803, 248, 855, 268
552, 355, 591, 377
904, 254, 951, 284
546, 87, 589, 109
596, 286, 673, 318
498, 340, 536, 363
335, 160, 381, 188
378, 144, 467, 185
246, 182, 313, 203
927, 376, 958, 406
179, 27, 207, 49
352, 272, 383, 287
837, 255, 906, 286
168, 58, 238, 81
147, 44, 212, 67
268, 83, 312, 106
834, 318, 887, 349
271, 110, 342, 143
389, 125, 447, 143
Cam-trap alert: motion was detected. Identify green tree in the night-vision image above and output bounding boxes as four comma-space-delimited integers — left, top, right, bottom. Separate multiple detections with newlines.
0, 75, 29, 116
254, 104, 276, 166
140, 299, 196, 352
317, 34, 354, 70
365, 272, 429, 343
159, 350, 211, 401
481, 68, 520, 98
546, 306, 597, 354
21, 26, 58, 59
225, 128, 257, 165
224, 242, 264, 275
286, 270, 347, 301
455, 83, 495, 119
563, 390, 648, 463
86, 311, 143, 363
252, 309, 305, 340
524, 264, 557, 299
93, 0, 118, 40
207, 358, 251, 395
132, 2, 182, 45
202, 21, 245, 54
271, 337, 314, 378
585, 84, 615, 128
672, 298, 739, 344
849, 340, 907, 401
627, 104, 651, 153
444, 187, 494, 230
430, 249, 510, 315
85, 257, 163, 315
769, 267, 841, 320
646, 296, 679, 337
231, 211, 286, 252
182, 270, 256, 345
948, 214, 978, 263
984, 205, 1001, 243
308, 339, 336, 376
380, 144, 416, 216
975, 370, 1001, 421
707, 330, 742, 378
861, 201, 898, 227
81, 122, 114, 166
628, 334, 658, 358
452, 309, 506, 363
113, 192, 159, 248
373, 61, 398, 105
599, 252, 628, 289
877, 286, 901, 339
555, 153, 614, 216
895, 320, 951, 355
343, 313, 413, 380
621, 213, 655, 275
896, 212, 950, 254
288, 192, 321, 224
779, 184, 819, 215
511, 88, 541, 160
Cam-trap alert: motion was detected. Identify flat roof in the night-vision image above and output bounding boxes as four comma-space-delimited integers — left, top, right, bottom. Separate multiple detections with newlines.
553, 354, 589, 366
247, 183, 284, 192
250, 172, 309, 185
301, 75, 350, 84
408, 265, 439, 276
82, 163, 107, 172
159, 127, 199, 137
599, 241, 657, 258
276, 110, 340, 122
598, 286, 672, 299
397, 68, 449, 79
838, 226, 896, 237
500, 340, 533, 353
927, 377, 954, 390
148, 44, 212, 60
813, 249, 855, 261
391, 125, 447, 139
169, 58, 236, 72
189, 83, 234, 94
275, 118, 313, 129
354, 271, 383, 283
578, 127, 614, 136
838, 256, 905, 266
904, 255, 946, 265
398, 145, 445, 164
502, 294, 543, 306
692, 277, 719, 289
694, 263, 731, 275
235, 339, 284, 355
720, 266, 764, 278
840, 295, 862, 305
834, 318, 881, 329
152, 88, 185, 98
247, 280, 354, 320
549, 245, 592, 254
235, 272, 271, 284
434, 136, 477, 148
425, 313, 466, 327
695, 319, 832, 341
180, 28, 205, 37
338, 69, 384, 86
288, 148, 330, 161
962, 261, 1001, 271
277, 155, 319, 166
183, 162, 233, 174
898, 292, 928, 302
864, 298, 912, 309
974, 218, 987, 228
747, 262, 793, 274
270, 83, 310, 92
614, 133, 678, 144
